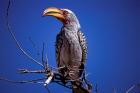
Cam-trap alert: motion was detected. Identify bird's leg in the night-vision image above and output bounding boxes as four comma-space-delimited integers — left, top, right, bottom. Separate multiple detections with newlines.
18, 69, 45, 74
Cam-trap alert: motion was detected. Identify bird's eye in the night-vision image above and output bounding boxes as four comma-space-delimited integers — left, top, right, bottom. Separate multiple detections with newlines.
63, 11, 68, 16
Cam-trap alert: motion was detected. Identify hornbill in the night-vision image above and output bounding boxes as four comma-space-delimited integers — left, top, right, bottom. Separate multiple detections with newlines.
43, 7, 89, 93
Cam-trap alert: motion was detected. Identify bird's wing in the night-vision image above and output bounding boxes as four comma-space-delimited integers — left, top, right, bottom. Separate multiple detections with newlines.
55, 32, 63, 67
77, 30, 87, 64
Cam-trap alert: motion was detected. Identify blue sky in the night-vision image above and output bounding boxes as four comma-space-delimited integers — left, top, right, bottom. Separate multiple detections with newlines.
0, 0, 140, 93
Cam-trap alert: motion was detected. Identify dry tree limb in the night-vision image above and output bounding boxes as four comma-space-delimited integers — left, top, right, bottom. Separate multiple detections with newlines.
18, 69, 45, 74
6, 0, 44, 68
0, 77, 46, 84
28, 37, 40, 58
126, 85, 135, 93
0, 77, 51, 93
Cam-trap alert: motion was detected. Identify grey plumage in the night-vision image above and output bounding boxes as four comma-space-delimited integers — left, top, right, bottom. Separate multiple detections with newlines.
55, 26, 87, 81
43, 7, 89, 93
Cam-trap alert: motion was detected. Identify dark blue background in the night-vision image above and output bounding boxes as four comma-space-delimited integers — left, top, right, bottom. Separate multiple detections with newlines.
0, 0, 140, 93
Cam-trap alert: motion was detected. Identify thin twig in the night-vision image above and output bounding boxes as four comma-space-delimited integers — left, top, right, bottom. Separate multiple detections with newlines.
6, 0, 44, 68
95, 84, 98, 93
44, 43, 49, 68
126, 85, 135, 93
18, 69, 45, 74
0, 77, 46, 84
28, 37, 36, 48
42, 43, 45, 68
45, 86, 51, 93
28, 37, 40, 57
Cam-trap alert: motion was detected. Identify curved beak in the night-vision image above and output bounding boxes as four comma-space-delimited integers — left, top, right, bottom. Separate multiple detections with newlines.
43, 7, 65, 21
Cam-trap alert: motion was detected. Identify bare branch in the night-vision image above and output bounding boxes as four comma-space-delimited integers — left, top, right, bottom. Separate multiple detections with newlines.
28, 37, 40, 57
0, 77, 46, 84
42, 43, 46, 68
126, 85, 135, 93
44, 43, 49, 68
6, 0, 44, 68
95, 84, 99, 93
45, 86, 51, 93
18, 69, 45, 74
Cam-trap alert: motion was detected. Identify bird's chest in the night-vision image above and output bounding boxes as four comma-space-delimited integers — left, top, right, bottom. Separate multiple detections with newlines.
59, 31, 82, 66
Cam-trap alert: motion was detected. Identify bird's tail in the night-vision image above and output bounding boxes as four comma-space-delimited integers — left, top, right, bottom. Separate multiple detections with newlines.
72, 85, 91, 93
72, 81, 92, 93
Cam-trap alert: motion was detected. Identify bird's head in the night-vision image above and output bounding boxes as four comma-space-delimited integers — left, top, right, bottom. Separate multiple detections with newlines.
43, 7, 80, 29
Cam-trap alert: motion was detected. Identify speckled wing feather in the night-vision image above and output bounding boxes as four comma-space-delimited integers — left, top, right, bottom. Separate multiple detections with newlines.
77, 30, 87, 64
56, 30, 87, 66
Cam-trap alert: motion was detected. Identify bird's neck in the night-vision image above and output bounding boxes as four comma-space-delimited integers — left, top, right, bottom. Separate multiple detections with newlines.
63, 22, 80, 32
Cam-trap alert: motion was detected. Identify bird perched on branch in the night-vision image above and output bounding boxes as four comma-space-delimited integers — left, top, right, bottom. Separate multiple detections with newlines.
43, 7, 89, 93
